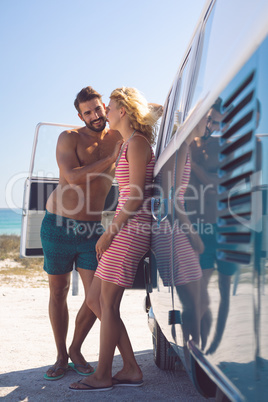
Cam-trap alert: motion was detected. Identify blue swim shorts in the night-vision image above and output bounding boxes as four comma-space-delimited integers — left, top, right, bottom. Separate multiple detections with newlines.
40, 211, 104, 275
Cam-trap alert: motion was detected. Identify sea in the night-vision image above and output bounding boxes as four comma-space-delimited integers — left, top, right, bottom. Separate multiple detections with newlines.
0, 208, 22, 236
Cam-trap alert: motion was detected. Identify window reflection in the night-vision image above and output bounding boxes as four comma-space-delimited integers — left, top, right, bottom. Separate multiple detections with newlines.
156, 90, 171, 157
164, 50, 191, 147
187, 4, 215, 115
173, 98, 232, 352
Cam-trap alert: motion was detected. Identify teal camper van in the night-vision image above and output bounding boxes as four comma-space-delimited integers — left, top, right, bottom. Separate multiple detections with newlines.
146, 0, 268, 400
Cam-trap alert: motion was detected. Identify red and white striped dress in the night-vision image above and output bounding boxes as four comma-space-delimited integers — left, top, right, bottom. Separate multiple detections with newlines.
95, 137, 155, 288
173, 152, 202, 286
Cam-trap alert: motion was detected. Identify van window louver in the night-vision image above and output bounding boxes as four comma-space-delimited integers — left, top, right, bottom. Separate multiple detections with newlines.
219, 192, 251, 209
220, 131, 253, 156
221, 111, 253, 141
216, 69, 256, 264
218, 232, 251, 244
219, 170, 253, 192
223, 71, 255, 109
223, 91, 254, 125
217, 250, 251, 264
218, 212, 251, 227
219, 151, 252, 174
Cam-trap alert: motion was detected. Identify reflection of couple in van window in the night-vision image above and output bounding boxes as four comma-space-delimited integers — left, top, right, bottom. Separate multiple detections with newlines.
174, 98, 231, 352
188, 98, 238, 353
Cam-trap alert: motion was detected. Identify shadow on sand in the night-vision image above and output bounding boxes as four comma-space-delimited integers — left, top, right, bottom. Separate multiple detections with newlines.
0, 349, 206, 401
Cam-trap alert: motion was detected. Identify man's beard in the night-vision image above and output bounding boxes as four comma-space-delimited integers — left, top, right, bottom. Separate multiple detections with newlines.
203, 126, 212, 140
85, 117, 107, 132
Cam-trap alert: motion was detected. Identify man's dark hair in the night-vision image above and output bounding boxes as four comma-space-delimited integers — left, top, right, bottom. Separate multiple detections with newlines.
74, 86, 102, 113
212, 97, 222, 112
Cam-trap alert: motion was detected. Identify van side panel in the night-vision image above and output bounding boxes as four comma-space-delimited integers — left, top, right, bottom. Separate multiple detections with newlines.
150, 35, 268, 401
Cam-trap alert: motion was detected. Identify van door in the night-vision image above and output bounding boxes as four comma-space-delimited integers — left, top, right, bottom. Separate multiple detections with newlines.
151, 152, 176, 342
150, 45, 196, 345
20, 123, 80, 257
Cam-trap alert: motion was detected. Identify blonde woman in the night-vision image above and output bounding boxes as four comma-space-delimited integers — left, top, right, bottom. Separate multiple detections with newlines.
70, 87, 158, 391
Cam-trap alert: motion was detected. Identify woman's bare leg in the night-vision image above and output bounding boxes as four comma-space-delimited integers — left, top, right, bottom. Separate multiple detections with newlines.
70, 277, 142, 389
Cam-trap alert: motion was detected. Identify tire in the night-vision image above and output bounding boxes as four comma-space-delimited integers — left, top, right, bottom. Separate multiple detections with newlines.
153, 320, 181, 370
192, 359, 217, 398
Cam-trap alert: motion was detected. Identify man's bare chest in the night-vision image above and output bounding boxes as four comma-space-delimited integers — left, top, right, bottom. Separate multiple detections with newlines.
76, 137, 114, 166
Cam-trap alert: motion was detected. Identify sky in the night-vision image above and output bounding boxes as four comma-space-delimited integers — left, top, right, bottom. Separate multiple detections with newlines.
0, 0, 207, 209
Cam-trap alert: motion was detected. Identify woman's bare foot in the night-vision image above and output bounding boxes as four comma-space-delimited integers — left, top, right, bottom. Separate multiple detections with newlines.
113, 365, 143, 383
69, 373, 113, 390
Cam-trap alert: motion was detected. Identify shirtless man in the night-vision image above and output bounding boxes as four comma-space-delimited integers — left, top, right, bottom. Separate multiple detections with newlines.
40, 86, 122, 380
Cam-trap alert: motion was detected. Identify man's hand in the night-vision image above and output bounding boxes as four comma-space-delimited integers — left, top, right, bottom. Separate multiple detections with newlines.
56, 131, 123, 185
111, 140, 124, 163
149, 103, 164, 119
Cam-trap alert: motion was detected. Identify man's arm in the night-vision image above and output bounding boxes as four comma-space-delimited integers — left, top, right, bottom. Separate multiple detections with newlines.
149, 103, 163, 119
56, 131, 122, 185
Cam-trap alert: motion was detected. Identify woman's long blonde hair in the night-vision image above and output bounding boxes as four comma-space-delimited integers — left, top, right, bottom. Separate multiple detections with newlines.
110, 87, 159, 144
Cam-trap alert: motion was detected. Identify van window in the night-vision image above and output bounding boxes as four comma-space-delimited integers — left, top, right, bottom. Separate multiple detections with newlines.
187, 4, 215, 114
155, 90, 172, 157
164, 78, 181, 146
164, 50, 191, 147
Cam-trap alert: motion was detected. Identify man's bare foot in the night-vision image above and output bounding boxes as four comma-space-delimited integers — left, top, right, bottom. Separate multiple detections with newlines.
44, 359, 69, 380
68, 348, 94, 374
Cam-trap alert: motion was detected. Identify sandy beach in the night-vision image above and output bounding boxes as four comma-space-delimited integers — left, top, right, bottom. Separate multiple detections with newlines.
0, 269, 210, 401
0, 236, 210, 400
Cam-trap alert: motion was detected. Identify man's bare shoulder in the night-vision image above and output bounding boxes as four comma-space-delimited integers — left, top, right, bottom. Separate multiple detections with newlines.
57, 129, 80, 148
60, 126, 89, 139
106, 129, 122, 141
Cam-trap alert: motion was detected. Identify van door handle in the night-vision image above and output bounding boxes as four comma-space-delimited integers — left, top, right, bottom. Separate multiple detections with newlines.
151, 198, 168, 227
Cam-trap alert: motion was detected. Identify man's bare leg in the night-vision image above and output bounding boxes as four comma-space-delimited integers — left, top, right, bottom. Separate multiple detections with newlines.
68, 268, 96, 374
46, 273, 70, 378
